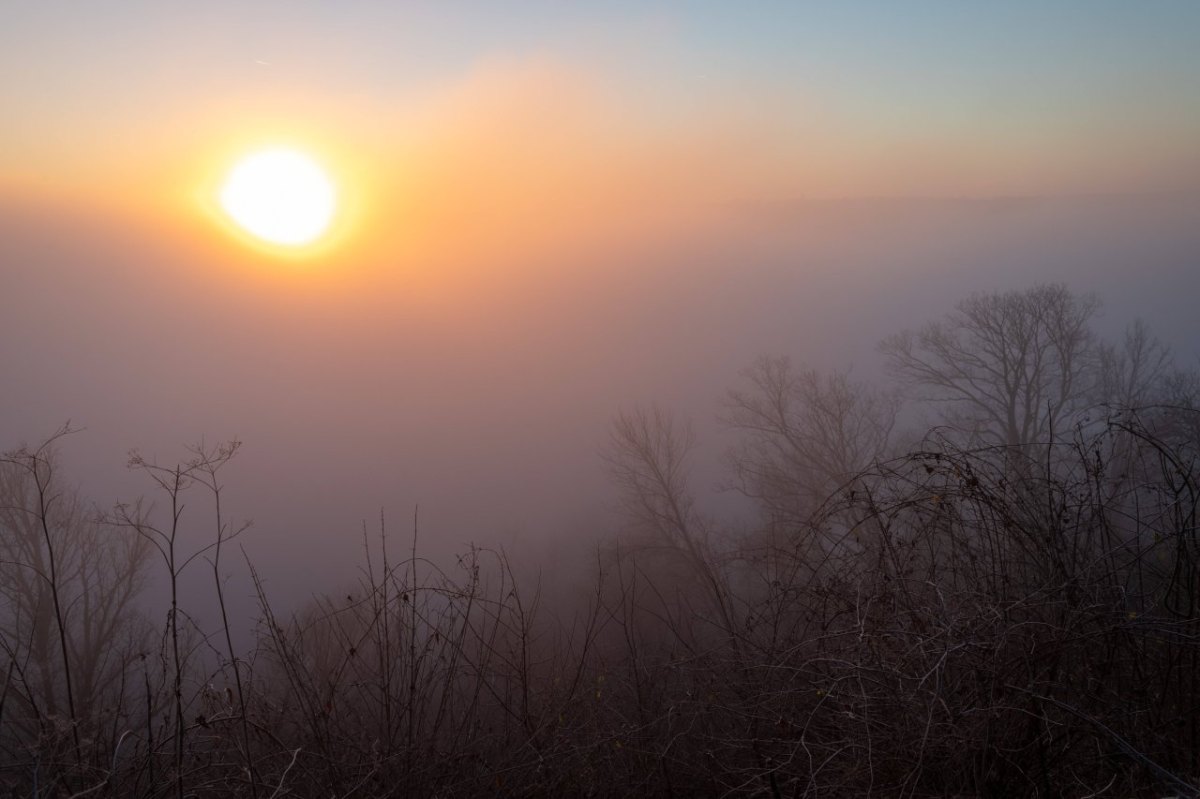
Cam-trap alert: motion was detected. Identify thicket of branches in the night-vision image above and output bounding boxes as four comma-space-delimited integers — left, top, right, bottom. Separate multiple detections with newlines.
2, 284, 1199, 797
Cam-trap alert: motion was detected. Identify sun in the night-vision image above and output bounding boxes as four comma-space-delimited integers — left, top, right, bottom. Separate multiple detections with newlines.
219, 148, 336, 247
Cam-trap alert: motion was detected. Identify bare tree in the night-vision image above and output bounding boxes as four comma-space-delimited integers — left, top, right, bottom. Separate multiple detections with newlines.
1096, 318, 1173, 410
723, 356, 899, 531
606, 407, 701, 552
880, 283, 1099, 449
112, 441, 249, 799
605, 406, 738, 639
1154, 366, 1200, 456
0, 429, 152, 762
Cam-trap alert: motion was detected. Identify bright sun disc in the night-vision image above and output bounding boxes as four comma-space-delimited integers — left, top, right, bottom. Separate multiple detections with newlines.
219, 149, 336, 246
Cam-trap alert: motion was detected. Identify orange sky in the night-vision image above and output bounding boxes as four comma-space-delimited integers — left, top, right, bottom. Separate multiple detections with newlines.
4, 3, 1199, 272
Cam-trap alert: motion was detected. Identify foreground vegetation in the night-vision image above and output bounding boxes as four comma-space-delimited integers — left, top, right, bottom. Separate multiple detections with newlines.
3, 284, 1200, 797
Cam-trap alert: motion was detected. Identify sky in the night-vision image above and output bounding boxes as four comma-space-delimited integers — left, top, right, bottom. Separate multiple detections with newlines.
2, 2, 1199, 611
5, 2, 1200, 206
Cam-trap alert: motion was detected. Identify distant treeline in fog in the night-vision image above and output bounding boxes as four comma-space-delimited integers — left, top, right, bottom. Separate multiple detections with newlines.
3, 283, 1200, 797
